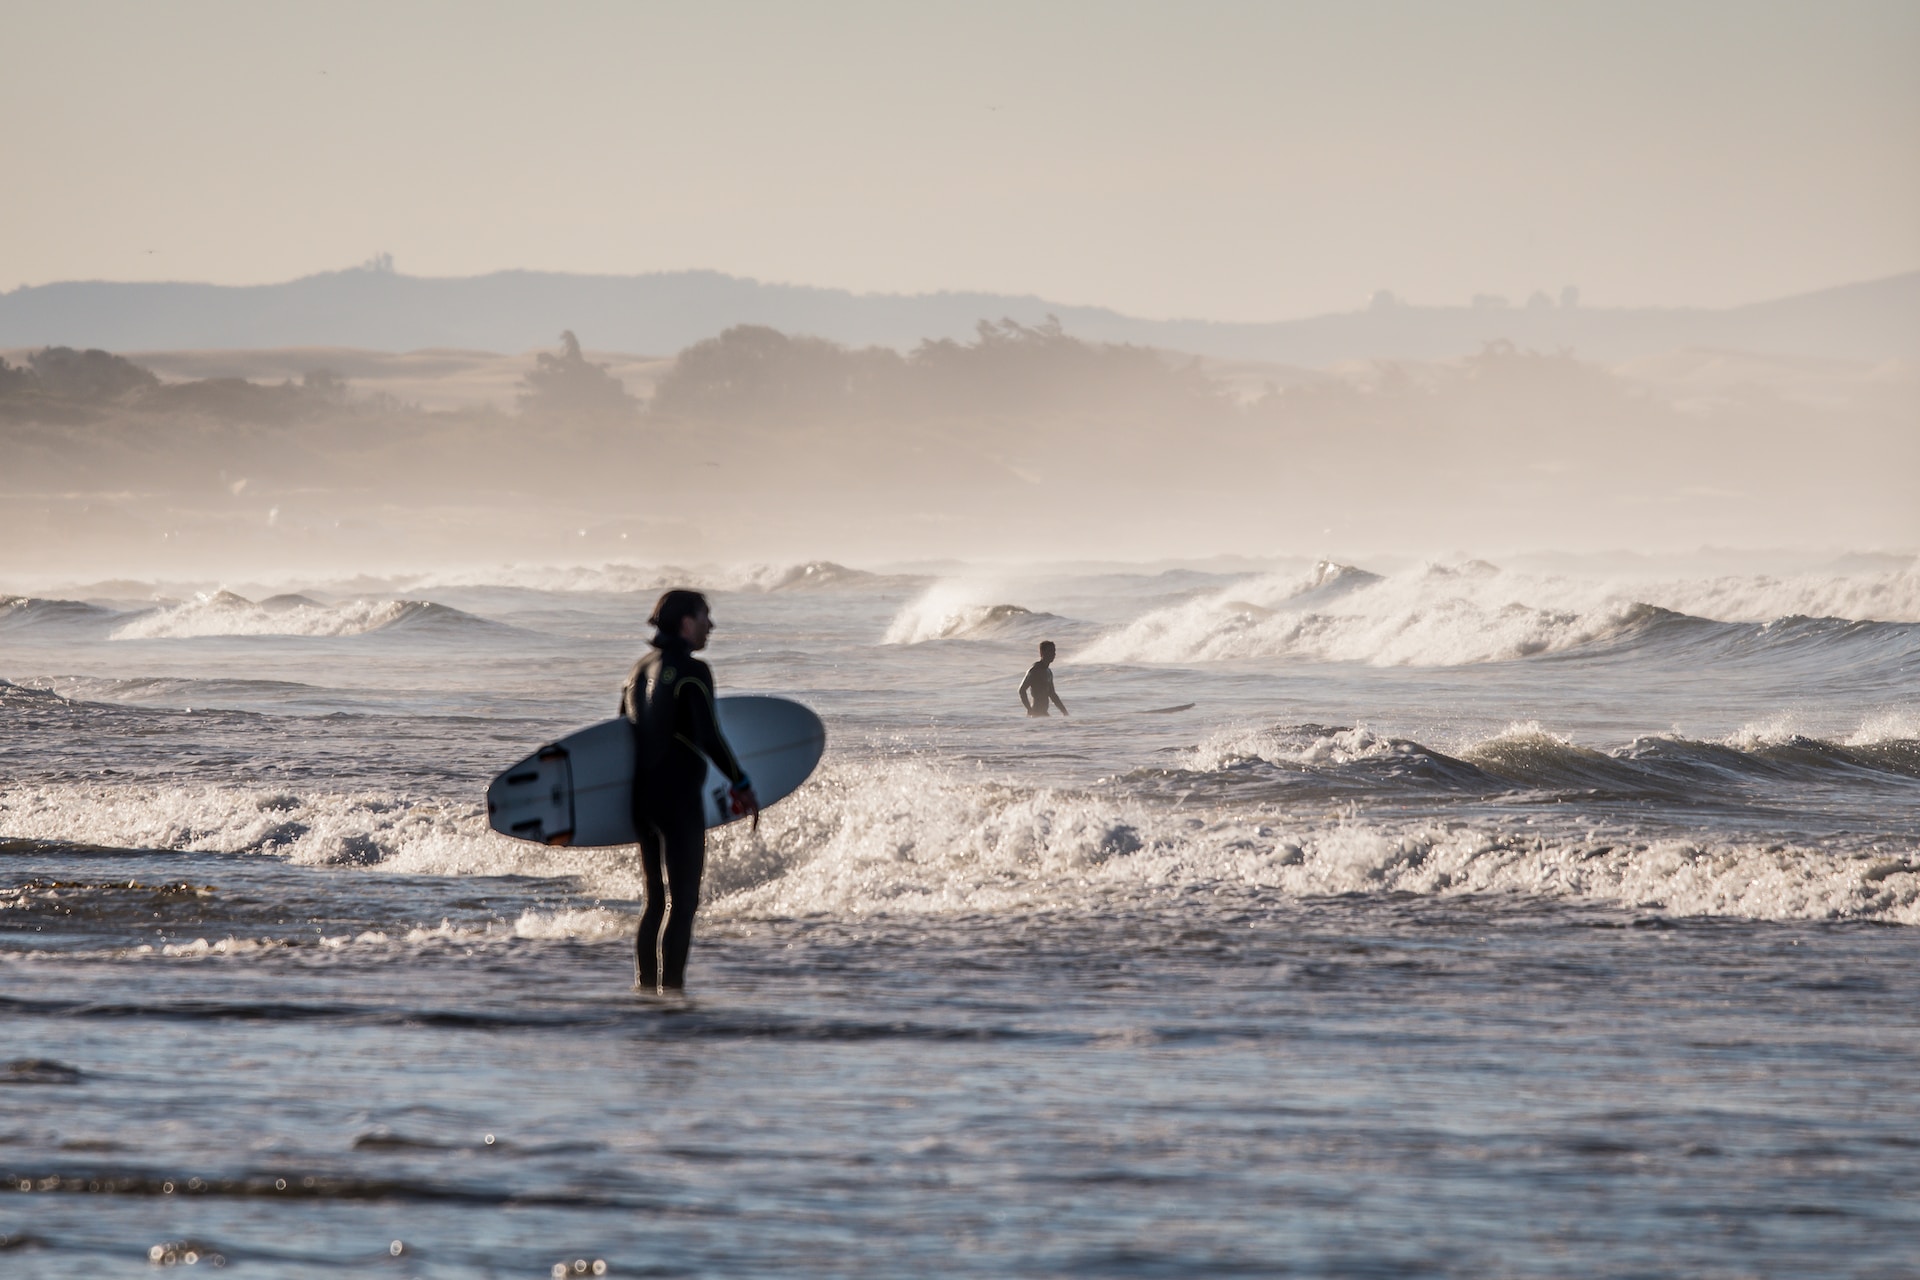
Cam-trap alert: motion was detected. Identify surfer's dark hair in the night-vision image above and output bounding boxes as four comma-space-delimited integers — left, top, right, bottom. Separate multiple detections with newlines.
1039, 640, 1056, 656
649, 589, 709, 641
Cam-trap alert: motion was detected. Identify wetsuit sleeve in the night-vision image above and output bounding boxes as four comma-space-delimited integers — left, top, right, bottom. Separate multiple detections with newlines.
619, 658, 646, 720
673, 668, 749, 787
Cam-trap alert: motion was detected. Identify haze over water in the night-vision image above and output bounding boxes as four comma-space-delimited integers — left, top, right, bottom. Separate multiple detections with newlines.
5, 2, 1919, 1276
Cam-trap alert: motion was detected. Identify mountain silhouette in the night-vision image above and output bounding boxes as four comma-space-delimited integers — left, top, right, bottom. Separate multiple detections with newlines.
2, 265, 1914, 364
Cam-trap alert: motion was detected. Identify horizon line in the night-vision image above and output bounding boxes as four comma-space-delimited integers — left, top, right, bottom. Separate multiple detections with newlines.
6, 262, 1917, 330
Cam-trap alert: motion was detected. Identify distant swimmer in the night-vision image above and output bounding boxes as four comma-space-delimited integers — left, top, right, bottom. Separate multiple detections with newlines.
1019, 640, 1069, 717
620, 589, 757, 994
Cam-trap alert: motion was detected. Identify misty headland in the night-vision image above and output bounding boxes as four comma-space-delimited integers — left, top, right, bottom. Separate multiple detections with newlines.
4, 264, 1915, 581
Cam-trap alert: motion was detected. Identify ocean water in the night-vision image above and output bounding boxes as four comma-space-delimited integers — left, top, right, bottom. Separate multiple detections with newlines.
3, 557, 1919, 1277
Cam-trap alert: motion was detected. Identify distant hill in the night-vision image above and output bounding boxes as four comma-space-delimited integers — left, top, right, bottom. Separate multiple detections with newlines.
2, 265, 1915, 365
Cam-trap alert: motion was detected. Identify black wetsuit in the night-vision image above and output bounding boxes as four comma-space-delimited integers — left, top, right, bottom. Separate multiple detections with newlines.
619, 638, 748, 989
1019, 660, 1067, 717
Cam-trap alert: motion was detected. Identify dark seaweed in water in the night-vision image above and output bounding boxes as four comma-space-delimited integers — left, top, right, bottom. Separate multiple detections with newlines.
2, 1059, 83, 1085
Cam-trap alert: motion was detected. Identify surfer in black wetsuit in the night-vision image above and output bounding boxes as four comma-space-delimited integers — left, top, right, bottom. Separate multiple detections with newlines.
1019, 640, 1068, 717
620, 589, 757, 993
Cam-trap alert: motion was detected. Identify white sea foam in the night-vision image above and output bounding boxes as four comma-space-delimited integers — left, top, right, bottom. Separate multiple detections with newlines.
157, 936, 278, 958
694, 760, 1920, 924
507, 907, 633, 941
16, 910, 639, 963
1073, 559, 1920, 667
1845, 709, 1920, 746
109, 591, 478, 640
1641, 561, 1920, 624
0, 780, 507, 869
1180, 723, 1414, 771
326, 910, 633, 947
883, 580, 1045, 644
1720, 708, 1920, 750
1075, 563, 1645, 666
10, 937, 298, 963
6, 762, 1914, 926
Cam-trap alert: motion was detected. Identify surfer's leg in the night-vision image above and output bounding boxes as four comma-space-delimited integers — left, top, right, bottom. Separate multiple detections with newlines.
634, 821, 667, 990
658, 814, 706, 990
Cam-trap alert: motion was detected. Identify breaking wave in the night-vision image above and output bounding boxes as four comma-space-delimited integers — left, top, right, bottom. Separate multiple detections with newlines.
0, 781, 497, 870
0, 595, 121, 631
884, 602, 1064, 645
1074, 560, 1920, 667
1077, 563, 1648, 665
883, 581, 1079, 644
5, 740, 1917, 927
1143, 719, 1920, 804
700, 756, 1920, 924
1639, 558, 1920, 624
109, 591, 502, 640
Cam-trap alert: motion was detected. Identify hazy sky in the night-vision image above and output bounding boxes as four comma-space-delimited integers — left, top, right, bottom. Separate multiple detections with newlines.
4, 0, 1916, 321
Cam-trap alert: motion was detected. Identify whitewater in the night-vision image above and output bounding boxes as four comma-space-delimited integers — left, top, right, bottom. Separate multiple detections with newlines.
4, 556, 1918, 1276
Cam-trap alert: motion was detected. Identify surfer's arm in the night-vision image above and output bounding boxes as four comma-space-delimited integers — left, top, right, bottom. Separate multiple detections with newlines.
674, 674, 749, 788
675, 676, 758, 826
617, 660, 645, 720
1018, 669, 1037, 711
1050, 689, 1068, 716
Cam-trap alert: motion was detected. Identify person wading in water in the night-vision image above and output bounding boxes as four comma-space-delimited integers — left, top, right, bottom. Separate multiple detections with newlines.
1019, 640, 1069, 717
620, 589, 757, 992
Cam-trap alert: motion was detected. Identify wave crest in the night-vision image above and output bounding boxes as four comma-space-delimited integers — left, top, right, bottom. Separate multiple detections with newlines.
697, 759, 1920, 923
883, 581, 1072, 644
1166, 719, 1920, 798
1074, 560, 1920, 667
0, 595, 120, 631
9, 745, 1917, 927
109, 591, 497, 639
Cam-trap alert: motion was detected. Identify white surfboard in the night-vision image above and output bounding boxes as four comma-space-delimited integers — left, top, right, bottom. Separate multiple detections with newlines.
486, 695, 826, 847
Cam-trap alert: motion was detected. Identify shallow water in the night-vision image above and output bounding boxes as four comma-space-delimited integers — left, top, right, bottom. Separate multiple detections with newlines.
4, 557, 1919, 1276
